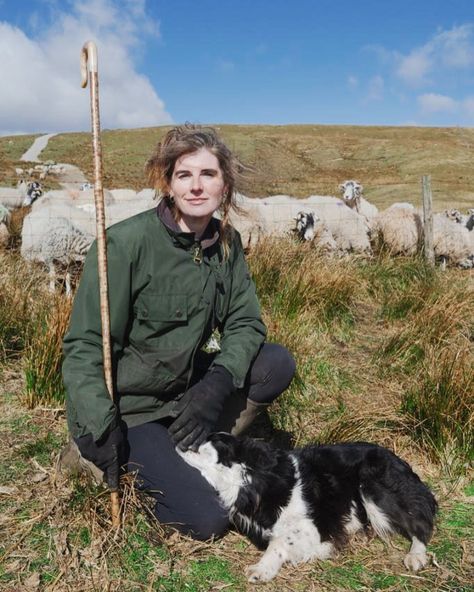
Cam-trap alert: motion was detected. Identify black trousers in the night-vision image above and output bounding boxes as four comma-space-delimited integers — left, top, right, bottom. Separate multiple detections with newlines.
126, 343, 296, 540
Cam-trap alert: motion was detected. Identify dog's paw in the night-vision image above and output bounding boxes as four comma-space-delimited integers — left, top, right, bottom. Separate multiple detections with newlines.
245, 562, 278, 583
404, 551, 428, 572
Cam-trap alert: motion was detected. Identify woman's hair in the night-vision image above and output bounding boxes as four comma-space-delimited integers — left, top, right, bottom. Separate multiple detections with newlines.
145, 123, 246, 255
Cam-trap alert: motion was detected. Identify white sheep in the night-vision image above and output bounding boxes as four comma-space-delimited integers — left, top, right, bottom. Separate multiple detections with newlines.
293, 211, 337, 253
305, 195, 372, 254
0, 187, 25, 209
0, 203, 11, 248
31, 188, 114, 212
21, 204, 95, 295
230, 193, 372, 254
105, 197, 157, 228
372, 207, 422, 256
228, 195, 269, 248
433, 213, 474, 269
228, 194, 312, 247
387, 202, 415, 211
339, 180, 378, 223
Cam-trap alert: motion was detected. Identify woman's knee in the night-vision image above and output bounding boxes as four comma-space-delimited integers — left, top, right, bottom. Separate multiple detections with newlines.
248, 343, 296, 403
186, 513, 230, 541
155, 506, 229, 541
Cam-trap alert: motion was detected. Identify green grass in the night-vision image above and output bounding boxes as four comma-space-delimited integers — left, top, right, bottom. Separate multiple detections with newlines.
313, 358, 355, 393
1, 213, 474, 590
187, 557, 243, 589
426, 498, 474, 584
19, 431, 63, 464
317, 560, 367, 589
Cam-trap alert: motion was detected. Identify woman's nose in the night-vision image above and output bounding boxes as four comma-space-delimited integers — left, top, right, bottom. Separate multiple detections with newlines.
191, 175, 203, 192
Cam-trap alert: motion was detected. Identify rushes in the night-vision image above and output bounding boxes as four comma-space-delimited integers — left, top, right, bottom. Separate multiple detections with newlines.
0, 253, 46, 360
378, 278, 473, 370
248, 237, 362, 325
24, 295, 72, 408
249, 240, 473, 473
402, 348, 474, 469
0, 251, 72, 406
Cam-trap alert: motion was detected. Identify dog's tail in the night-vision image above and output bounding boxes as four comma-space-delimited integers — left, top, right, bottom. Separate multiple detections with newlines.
358, 446, 437, 546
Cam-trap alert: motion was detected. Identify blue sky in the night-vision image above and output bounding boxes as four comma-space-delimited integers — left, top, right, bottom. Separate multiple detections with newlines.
0, 0, 473, 134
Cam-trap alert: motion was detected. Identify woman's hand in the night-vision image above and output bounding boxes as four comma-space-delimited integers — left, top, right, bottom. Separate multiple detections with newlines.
75, 424, 124, 490
169, 365, 234, 451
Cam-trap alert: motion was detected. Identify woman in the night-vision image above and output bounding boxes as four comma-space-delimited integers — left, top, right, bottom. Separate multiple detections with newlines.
62, 124, 296, 539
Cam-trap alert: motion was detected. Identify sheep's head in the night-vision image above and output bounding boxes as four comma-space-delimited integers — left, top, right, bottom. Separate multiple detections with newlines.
294, 211, 318, 241
340, 180, 362, 205
444, 208, 462, 223
23, 181, 43, 207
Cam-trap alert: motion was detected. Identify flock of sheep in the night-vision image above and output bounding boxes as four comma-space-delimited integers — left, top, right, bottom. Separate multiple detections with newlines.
231, 180, 474, 269
0, 177, 473, 295
0, 182, 155, 293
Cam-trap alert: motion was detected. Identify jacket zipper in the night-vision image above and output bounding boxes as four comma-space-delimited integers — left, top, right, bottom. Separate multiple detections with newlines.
185, 243, 209, 389
193, 243, 202, 264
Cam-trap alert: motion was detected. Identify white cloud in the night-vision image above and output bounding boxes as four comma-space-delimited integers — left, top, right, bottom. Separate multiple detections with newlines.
396, 48, 432, 86
418, 93, 458, 114
396, 24, 474, 87
365, 75, 384, 102
0, 0, 172, 135
435, 24, 474, 68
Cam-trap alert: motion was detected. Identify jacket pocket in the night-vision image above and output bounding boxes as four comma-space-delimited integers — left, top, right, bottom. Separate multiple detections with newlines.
116, 346, 186, 396
135, 293, 188, 322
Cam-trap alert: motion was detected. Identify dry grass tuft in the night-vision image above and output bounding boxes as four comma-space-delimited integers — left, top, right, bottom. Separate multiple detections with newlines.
248, 236, 364, 325
24, 295, 72, 408
402, 346, 474, 471
0, 252, 49, 360
378, 277, 473, 370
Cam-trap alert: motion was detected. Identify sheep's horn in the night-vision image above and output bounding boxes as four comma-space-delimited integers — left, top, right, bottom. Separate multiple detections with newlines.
80, 41, 98, 88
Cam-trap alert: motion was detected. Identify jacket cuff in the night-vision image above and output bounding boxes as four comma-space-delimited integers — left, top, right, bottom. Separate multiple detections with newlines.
204, 364, 236, 397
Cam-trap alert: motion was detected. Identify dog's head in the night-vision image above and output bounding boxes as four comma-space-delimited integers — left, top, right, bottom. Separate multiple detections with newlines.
179, 433, 295, 517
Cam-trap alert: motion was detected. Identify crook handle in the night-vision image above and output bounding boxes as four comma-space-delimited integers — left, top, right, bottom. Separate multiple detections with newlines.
81, 41, 98, 88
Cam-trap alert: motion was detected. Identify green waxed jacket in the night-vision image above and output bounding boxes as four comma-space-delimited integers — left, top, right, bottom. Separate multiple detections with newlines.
62, 204, 267, 441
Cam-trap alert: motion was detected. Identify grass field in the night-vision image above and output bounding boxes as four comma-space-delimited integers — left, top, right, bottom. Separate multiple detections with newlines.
0, 242, 473, 591
0, 125, 473, 590
1, 124, 474, 212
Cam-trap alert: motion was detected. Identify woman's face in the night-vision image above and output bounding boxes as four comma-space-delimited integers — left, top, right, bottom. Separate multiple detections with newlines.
169, 148, 227, 233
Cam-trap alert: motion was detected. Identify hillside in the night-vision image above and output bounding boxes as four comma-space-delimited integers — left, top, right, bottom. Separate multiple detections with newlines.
1, 124, 474, 212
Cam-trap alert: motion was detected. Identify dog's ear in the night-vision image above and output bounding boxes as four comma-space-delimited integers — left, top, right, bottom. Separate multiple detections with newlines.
208, 432, 238, 467
235, 485, 261, 516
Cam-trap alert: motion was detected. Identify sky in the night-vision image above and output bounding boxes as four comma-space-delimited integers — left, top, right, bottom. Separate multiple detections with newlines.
0, 0, 473, 135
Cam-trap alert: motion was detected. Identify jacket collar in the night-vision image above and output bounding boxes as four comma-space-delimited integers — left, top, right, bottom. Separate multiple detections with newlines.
157, 199, 220, 251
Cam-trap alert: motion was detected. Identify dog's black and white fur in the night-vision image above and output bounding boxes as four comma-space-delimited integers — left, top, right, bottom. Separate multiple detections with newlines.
180, 433, 437, 583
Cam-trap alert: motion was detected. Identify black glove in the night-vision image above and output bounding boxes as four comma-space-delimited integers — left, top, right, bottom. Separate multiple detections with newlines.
75, 424, 124, 490
169, 365, 235, 451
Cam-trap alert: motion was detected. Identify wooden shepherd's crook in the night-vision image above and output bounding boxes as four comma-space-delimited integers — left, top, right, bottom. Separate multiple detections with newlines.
80, 40, 120, 528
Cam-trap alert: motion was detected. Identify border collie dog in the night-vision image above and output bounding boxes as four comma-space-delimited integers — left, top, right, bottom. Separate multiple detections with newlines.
180, 433, 437, 583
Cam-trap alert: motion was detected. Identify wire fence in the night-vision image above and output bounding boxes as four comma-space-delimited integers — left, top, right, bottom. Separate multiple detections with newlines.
1, 179, 473, 273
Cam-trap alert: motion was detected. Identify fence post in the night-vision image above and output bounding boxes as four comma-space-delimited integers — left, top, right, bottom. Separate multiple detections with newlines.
422, 175, 435, 266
